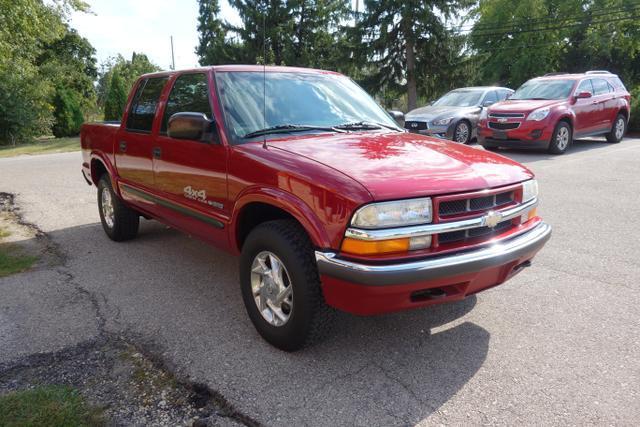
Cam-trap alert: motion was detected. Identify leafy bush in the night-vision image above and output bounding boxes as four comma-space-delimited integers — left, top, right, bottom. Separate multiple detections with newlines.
51, 86, 84, 137
103, 71, 128, 121
629, 86, 640, 132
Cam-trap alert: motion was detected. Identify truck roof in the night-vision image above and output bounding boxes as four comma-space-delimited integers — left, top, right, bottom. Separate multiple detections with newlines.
140, 65, 343, 79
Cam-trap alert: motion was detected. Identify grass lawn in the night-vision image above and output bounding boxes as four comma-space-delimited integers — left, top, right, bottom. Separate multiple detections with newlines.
0, 226, 38, 277
0, 137, 80, 158
0, 386, 103, 427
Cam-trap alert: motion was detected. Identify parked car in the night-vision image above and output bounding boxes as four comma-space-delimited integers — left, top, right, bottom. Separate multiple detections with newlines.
81, 66, 550, 351
477, 71, 631, 154
404, 86, 513, 143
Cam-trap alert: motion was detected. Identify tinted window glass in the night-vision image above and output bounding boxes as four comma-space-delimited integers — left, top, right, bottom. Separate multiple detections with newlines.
126, 77, 168, 132
592, 79, 611, 96
511, 79, 575, 100
483, 91, 498, 105
434, 90, 483, 107
577, 79, 594, 94
162, 73, 212, 132
611, 77, 626, 90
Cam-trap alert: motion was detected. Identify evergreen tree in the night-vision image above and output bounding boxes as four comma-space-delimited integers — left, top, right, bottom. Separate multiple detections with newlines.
51, 86, 84, 137
196, 0, 241, 65
103, 71, 128, 121
353, 0, 468, 111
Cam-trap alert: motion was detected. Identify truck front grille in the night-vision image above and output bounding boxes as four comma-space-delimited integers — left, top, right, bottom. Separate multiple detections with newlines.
489, 122, 520, 130
438, 219, 513, 244
438, 190, 514, 217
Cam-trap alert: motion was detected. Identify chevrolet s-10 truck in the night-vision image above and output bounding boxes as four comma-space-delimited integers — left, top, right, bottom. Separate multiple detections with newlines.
81, 65, 551, 351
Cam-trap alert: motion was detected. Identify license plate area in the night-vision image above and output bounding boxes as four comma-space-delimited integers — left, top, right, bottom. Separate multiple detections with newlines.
493, 130, 508, 140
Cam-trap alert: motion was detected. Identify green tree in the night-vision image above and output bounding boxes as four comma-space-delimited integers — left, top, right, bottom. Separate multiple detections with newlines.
103, 71, 128, 121
353, 0, 470, 111
196, 0, 242, 65
51, 86, 84, 137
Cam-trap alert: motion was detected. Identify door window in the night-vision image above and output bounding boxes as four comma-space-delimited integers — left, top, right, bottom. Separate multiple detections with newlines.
576, 79, 594, 95
482, 90, 498, 105
161, 73, 212, 133
592, 79, 611, 96
498, 90, 512, 101
126, 77, 168, 132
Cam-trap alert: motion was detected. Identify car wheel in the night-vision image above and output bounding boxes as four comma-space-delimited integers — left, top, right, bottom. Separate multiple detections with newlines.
239, 219, 334, 352
97, 175, 140, 241
606, 114, 626, 143
548, 121, 572, 154
453, 120, 471, 144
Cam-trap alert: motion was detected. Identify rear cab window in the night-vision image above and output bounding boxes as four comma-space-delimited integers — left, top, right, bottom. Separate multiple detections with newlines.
161, 73, 213, 134
126, 77, 169, 133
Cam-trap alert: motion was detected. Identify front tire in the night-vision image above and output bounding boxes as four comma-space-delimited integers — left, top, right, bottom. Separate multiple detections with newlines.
97, 175, 139, 241
606, 114, 626, 143
548, 121, 572, 154
239, 220, 333, 351
453, 120, 472, 144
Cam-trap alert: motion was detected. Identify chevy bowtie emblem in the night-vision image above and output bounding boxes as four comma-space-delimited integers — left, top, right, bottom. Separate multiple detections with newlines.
411, 122, 418, 128
497, 118, 508, 123
484, 211, 502, 228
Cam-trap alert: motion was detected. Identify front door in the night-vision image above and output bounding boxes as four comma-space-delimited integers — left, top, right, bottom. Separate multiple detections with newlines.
115, 76, 169, 190
572, 79, 597, 135
153, 72, 229, 249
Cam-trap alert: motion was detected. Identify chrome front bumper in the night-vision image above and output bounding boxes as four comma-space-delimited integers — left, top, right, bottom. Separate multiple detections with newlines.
315, 222, 551, 286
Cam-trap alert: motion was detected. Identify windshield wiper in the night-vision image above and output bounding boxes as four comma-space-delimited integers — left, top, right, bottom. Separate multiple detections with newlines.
243, 124, 345, 139
334, 121, 402, 131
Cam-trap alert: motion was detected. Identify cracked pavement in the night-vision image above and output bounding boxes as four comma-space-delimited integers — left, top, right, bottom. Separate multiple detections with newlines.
0, 138, 639, 425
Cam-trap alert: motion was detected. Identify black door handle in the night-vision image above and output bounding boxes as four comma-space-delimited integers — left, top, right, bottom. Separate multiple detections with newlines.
152, 147, 162, 158
119, 141, 127, 152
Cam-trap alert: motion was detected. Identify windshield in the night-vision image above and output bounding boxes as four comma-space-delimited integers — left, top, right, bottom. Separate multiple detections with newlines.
511, 79, 575, 100
433, 90, 483, 107
215, 71, 398, 141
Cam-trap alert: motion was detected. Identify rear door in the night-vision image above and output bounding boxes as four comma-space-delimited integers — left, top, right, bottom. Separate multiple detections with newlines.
115, 76, 168, 190
573, 79, 597, 134
153, 71, 229, 248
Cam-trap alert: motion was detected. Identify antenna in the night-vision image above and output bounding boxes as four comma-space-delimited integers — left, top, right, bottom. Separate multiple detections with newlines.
170, 36, 176, 70
262, 6, 267, 149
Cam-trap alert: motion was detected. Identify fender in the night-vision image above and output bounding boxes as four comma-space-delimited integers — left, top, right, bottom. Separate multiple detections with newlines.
230, 187, 333, 253
89, 151, 120, 196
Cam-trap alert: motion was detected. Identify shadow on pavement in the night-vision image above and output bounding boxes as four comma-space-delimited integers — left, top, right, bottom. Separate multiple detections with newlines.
29, 220, 491, 425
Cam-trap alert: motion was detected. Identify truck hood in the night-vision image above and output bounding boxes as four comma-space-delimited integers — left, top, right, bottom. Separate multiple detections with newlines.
490, 99, 563, 114
268, 131, 533, 201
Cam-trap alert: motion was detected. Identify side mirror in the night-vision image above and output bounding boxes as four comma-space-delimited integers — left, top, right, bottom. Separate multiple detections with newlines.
168, 112, 215, 142
388, 110, 404, 122
575, 91, 592, 99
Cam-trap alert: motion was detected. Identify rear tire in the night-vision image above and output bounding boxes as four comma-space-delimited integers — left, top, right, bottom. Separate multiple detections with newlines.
97, 175, 139, 241
239, 220, 334, 351
606, 114, 626, 143
548, 121, 572, 154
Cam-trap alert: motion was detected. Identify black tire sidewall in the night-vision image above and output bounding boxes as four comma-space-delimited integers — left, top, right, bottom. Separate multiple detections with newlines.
239, 221, 321, 351
608, 114, 626, 143
549, 121, 572, 154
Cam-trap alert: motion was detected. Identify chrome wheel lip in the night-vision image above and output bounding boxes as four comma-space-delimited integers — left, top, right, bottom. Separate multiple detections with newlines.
556, 126, 570, 150
250, 251, 293, 327
101, 188, 115, 228
455, 122, 470, 143
615, 118, 625, 139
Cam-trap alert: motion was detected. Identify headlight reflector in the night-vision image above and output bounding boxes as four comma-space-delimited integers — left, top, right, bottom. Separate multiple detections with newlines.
527, 108, 550, 121
432, 117, 453, 126
522, 179, 538, 203
351, 198, 433, 229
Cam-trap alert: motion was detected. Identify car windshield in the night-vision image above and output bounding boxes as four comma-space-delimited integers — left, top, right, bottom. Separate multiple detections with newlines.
215, 71, 399, 141
433, 90, 483, 107
511, 79, 575, 100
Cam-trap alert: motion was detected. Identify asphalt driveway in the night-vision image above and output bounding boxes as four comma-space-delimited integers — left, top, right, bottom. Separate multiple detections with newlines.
1, 137, 638, 425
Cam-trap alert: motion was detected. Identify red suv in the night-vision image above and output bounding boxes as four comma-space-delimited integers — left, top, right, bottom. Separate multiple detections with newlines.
478, 71, 631, 154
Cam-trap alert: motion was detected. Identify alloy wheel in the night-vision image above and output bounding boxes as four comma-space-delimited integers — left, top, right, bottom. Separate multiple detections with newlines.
615, 118, 625, 140
455, 122, 469, 143
250, 251, 293, 327
556, 126, 570, 151
101, 187, 115, 228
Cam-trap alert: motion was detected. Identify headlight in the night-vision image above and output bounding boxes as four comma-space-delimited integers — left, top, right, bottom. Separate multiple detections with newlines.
351, 198, 433, 229
432, 117, 453, 126
522, 179, 538, 202
527, 108, 550, 121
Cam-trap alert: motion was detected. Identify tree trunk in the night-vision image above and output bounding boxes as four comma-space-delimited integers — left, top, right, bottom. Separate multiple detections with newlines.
406, 37, 417, 112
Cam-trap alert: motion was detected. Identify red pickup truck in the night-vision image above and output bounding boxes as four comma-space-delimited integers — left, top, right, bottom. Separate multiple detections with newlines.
81, 65, 551, 351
